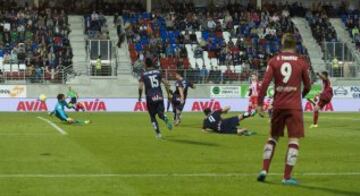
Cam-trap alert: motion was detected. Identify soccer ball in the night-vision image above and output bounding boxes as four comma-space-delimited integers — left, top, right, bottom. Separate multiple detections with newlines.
39, 94, 47, 102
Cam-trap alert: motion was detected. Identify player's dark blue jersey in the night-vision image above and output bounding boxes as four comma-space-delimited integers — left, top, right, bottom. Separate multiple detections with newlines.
174, 79, 193, 99
141, 69, 163, 101
202, 110, 222, 131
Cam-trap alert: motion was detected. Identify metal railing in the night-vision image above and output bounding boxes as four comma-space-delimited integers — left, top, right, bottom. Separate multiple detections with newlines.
0, 65, 71, 84
323, 41, 360, 78
85, 39, 118, 76
157, 69, 264, 84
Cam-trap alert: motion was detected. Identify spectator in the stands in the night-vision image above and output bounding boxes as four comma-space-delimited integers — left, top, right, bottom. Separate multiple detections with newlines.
208, 66, 221, 84
34, 66, 42, 82
192, 64, 201, 83
95, 55, 102, 76
223, 66, 234, 84
200, 65, 208, 83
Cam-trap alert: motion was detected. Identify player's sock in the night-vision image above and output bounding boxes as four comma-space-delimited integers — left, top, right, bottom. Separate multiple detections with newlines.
313, 111, 319, 125
172, 110, 177, 120
73, 119, 91, 125
284, 142, 299, 180
262, 138, 277, 173
268, 109, 273, 118
247, 105, 252, 113
174, 110, 181, 126
151, 120, 160, 134
159, 113, 172, 130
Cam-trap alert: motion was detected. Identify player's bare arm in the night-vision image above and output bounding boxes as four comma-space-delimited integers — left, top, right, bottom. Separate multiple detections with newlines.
257, 64, 274, 116
178, 86, 185, 104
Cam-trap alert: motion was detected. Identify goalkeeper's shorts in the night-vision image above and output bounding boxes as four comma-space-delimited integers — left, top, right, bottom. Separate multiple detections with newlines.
55, 111, 68, 121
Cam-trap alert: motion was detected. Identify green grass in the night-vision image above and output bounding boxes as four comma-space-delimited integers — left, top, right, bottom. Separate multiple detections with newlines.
0, 112, 359, 196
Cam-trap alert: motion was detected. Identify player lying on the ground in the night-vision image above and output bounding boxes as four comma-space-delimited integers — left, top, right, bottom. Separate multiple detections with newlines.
256, 33, 311, 185
308, 71, 333, 128
138, 58, 172, 139
50, 94, 90, 125
202, 106, 256, 136
172, 71, 195, 126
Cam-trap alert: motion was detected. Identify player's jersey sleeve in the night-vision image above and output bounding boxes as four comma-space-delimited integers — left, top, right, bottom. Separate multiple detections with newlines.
55, 104, 68, 120
176, 80, 184, 88
301, 60, 311, 98
188, 81, 194, 88
258, 63, 274, 106
212, 110, 222, 120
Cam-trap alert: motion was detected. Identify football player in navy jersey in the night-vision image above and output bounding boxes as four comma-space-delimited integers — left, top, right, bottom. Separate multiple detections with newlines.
138, 58, 173, 138
202, 106, 256, 136
172, 71, 195, 126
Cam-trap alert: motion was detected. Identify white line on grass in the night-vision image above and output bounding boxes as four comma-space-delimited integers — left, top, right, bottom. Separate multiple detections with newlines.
0, 133, 56, 136
37, 116, 67, 135
0, 172, 359, 178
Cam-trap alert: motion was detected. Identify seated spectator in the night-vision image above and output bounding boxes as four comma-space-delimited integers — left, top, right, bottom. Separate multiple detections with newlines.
223, 66, 234, 84
208, 66, 221, 84
200, 65, 208, 83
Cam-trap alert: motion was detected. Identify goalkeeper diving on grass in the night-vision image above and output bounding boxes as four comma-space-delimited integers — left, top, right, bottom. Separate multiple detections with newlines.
49, 94, 91, 125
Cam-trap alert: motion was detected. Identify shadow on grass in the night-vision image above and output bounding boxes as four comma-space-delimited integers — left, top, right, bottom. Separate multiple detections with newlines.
264, 181, 360, 196
165, 138, 219, 147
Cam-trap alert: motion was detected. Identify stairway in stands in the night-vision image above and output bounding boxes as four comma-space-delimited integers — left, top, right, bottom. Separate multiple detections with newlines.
330, 18, 353, 43
292, 17, 326, 73
104, 16, 136, 83
68, 15, 88, 75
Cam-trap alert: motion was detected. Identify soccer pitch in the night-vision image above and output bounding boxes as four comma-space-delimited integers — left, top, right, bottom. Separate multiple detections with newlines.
0, 112, 359, 196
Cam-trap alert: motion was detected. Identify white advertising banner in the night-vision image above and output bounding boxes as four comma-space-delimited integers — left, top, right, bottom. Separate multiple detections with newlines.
333, 86, 360, 99
210, 86, 242, 98
0, 85, 26, 98
0, 98, 358, 112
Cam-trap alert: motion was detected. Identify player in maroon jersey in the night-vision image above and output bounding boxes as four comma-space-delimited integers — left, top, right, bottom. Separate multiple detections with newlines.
308, 71, 333, 128
256, 34, 311, 185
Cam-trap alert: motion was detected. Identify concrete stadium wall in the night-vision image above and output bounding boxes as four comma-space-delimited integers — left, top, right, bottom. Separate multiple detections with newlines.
25, 83, 213, 98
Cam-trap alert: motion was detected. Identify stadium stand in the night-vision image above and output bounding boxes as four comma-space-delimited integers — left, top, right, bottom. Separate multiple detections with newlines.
123, 2, 310, 84
341, 9, 360, 49
0, 4, 72, 82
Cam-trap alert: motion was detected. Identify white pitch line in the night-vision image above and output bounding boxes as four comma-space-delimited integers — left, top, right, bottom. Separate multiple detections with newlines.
0, 172, 359, 178
37, 116, 67, 135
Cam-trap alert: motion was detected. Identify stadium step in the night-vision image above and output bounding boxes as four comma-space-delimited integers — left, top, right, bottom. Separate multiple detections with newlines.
69, 16, 88, 76
330, 19, 353, 44
292, 17, 327, 73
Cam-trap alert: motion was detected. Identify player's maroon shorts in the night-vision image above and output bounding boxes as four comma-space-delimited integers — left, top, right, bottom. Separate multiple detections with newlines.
318, 93, 333, 109
249, 96, 258, 105
271, 109, 304, 138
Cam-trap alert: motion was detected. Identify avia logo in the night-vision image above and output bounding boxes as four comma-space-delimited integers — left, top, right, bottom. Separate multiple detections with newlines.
191, 99, 221, 111
82, 99, 107, 111
134, 101, 148, 112
304, 101, 334, 112
17, 100, 48, 112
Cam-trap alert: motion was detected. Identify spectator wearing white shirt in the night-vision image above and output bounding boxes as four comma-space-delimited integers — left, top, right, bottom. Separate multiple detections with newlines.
207, 18, 217, 31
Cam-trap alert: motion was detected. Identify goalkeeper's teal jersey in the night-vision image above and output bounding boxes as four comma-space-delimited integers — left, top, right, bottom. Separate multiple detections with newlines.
53, 101, 70, 121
